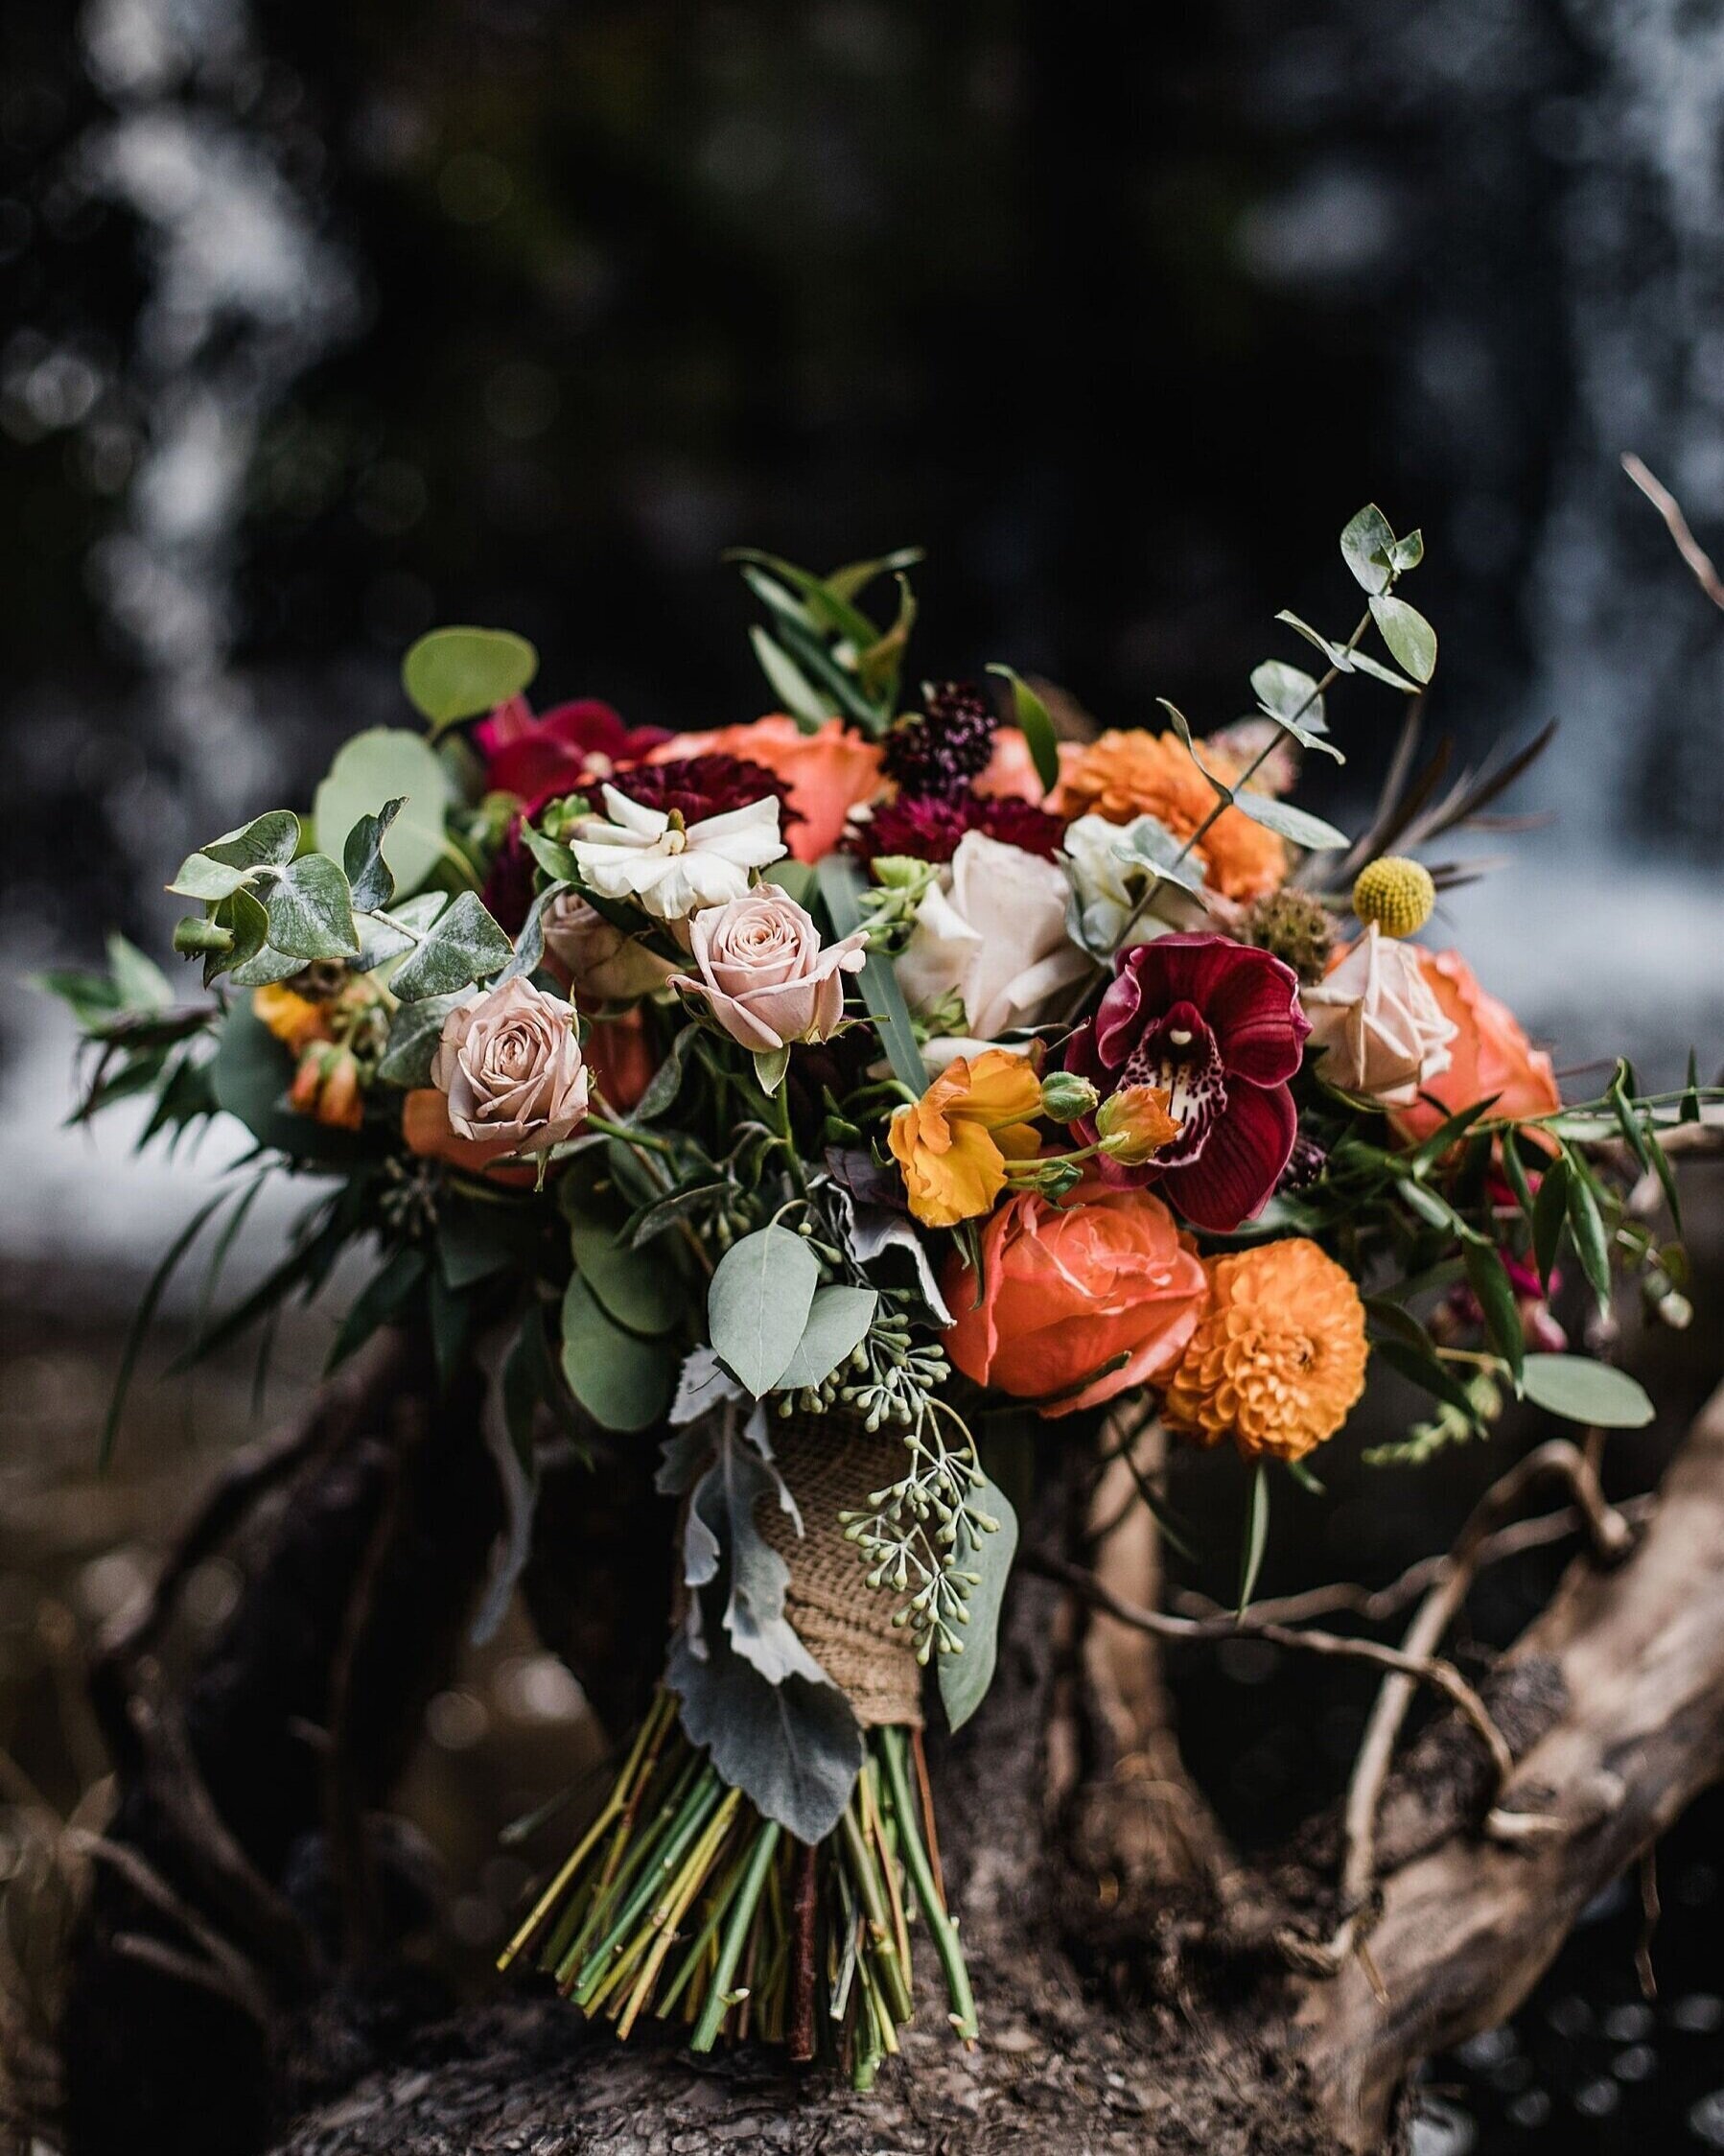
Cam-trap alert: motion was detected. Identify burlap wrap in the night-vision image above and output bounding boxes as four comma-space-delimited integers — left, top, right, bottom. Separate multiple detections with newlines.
757, 1412, 923, 1729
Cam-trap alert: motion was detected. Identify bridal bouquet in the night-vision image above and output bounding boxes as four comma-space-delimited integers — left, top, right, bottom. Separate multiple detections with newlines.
48, 507, 1707, 2082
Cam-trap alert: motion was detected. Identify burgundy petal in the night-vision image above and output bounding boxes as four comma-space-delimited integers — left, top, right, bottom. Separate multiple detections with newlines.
1204, 947, 1310, 1084
1156, 1080, 1297, 1232
1092, 960, 1149, 1067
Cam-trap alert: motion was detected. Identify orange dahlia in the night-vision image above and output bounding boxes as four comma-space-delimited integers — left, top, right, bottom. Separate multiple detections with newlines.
1160, 1238, 1367, 1462
1055, 730, 1287, 902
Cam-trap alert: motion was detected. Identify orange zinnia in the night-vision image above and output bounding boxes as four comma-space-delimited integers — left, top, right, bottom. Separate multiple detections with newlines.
1055, 729, 1287, 902
1160, 1238, 1367, 1462
888, 1050, 1043, 1230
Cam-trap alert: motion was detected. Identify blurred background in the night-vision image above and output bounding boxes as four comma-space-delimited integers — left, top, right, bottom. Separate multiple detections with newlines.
1, 3, 1722, 2150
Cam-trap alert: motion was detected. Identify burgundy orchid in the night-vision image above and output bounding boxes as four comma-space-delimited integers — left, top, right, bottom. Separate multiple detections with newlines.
1063, 933, 1310, 1232
477, 695, 670, 813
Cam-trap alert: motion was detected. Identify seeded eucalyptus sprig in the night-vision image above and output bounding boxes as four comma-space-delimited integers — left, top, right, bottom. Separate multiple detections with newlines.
840, 1401, 998, 1664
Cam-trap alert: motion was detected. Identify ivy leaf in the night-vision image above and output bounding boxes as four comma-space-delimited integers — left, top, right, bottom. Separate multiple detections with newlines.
355, 889, 448, 973
986, 664, 1061, 793
342, 796, 403, 915
402, 625, 537, 735
1340, 504, 1398, 595
1226, 790, 1350, 852
776, 1285, 877, 1393
221, 888, 302, 989
262, 854, 360, 962
938, 1473, 1017, 1732
168, 853, 252, 902
707, 1226, 820, 1396
1522, 1353, 1654, 1429
1369, 595, 1437, 685
388, 891, 512, 1000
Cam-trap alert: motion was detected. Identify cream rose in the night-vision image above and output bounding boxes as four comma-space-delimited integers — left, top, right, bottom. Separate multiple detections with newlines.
542, 891, 676, 1004
431, 975, 591, 1156
675, 888, 867, 1053
1303, 923, 1456, 1107
895, 830, 1092, 1060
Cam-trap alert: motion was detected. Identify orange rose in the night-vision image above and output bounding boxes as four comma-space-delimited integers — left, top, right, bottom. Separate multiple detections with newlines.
1387, 949, 1560, 1144
646, 715, 883, 861
942, 1175, 1206, 1418
402, 1090, 537, 1183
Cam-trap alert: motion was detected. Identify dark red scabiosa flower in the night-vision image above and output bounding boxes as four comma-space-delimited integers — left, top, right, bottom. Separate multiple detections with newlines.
605, 754, 803, 834
852, 790, 1064, 865
882, 681, 998, 800
1063, 933, 1310, 1232
477, 696, 670, 811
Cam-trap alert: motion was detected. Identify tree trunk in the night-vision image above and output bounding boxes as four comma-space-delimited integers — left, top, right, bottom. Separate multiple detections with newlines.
256, 1377, 1724, 2156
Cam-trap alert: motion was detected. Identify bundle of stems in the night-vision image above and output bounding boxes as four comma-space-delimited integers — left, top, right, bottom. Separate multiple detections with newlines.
499, 1691, 978, 2087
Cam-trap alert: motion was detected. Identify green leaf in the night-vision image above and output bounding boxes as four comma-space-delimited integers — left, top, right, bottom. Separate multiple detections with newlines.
204, 810, 302, 873
1681, 1047, 1702, 1124
1249, 659, 1326, 734
560, 1274, 673, 1430
1237, 1464, 1270, 1616
707, 1225, 820, 1396
1530, 1154, 1570, 1289
168, 852, 251, 902
630, 1024, 697, 1124
1340, 504, 1397, 595
209, 1003, 364, 1162
315, 728, 454, 898
327, 1247, 428, 1372
726, 549, 880, 650
985, 664, 1060, 793
1390, 529, 1425, 574
355, 889, 449, 973
1463, 1241, 1525, 1387
1227, 790, 1350, 852
105, 933, 174, 1013
376, 993, 461, 1086
753, 1045, 791, 1097
1369, 595, 1437, 684
815, 854, 928, 1095
1522, 1354, 1654, 1429
776, 1285, 878, 1392
388, 890, 513, 1000
1564, 1158, 1613, 1312
101, 1189, 230, 1465
402, 625, 537, 734
1377, 1336, 1486, 1423
825, 545, 924, 602
342, 796, 402, 915
566, 1198, 685, 1337
438, 1196, 537, 1289
762, 858, 817, 906
263, 854, 360, 962
748, 626, 833, 729
939, 1473, 1018, 1731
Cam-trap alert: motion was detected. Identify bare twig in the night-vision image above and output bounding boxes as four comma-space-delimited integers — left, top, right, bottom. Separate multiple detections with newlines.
1622, 452, 1724, 610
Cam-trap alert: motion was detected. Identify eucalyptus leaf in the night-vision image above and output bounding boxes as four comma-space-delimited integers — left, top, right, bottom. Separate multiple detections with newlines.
315, 729, 453, 897
1522, 1354, 1653, 1429
1226, 790, 1350, 851
938, 1473, 1017, 1731
403, 625, 537, 733
1249, 659, 1326, 732
341, 796, 404, 915
559, 1274, 673, 1431
776, 1285, 877, 1392
1340, 504, 1397, 595
1369, 595, 1437, 685
388, 891, 512, 1000
566, 1197, 685, 1336
376, 992, 462, 1086
707, 1226, 820, 1396
263, 854, 360, 962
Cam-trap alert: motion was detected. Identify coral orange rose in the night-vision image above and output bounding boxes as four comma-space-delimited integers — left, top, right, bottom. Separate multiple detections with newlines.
1386, 949, 1560, 1144
942, 1176, 1206, 1418
648, 715, 883, 861
402, 1090, 538, 1183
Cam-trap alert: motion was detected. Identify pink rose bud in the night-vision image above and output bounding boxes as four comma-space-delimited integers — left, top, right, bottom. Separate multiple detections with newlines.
1302, 924, 1457, 1109
431, 975, 590, 1157
674, 888, 867, 1054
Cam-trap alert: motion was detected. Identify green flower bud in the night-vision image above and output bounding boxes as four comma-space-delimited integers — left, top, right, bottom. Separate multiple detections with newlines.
173, 915, 234, 955
1039, 1069, 1100, 1124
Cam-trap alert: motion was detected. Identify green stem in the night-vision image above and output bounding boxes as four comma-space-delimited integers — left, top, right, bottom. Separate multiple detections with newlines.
691, 1820, 781, 2051
838, 1796, 915, 2025
878, 1727, 978, 2043
571, 1765, 723, 2006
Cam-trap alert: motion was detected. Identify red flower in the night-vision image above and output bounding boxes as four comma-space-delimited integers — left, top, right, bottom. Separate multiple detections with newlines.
607, 754, 802, 834
1062, 933, 1310, 1232
478, 695, 669, 812
852, 790, 1064, 864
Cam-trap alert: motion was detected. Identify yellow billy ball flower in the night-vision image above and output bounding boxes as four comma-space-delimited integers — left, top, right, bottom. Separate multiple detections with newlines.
1352, 855, 1435, 939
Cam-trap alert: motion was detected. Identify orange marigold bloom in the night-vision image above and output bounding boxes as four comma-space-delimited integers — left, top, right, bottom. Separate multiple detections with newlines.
1161, 1238, 1367, 1462
888, 1049, 1043, 1230
1055, 730, 1287, 902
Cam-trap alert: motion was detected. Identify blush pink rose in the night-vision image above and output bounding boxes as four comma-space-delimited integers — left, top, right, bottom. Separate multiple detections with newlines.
431, 976, 590, 1156
675, 888, 867, 1052
1387, 949, 1561, 1143
1304, 926, 1457, 1108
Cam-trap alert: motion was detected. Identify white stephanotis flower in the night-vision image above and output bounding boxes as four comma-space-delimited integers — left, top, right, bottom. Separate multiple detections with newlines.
567, 785, 786, 923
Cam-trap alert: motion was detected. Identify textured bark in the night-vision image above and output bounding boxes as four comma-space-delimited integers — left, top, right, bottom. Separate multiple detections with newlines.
261, 1379, 1724, 2156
